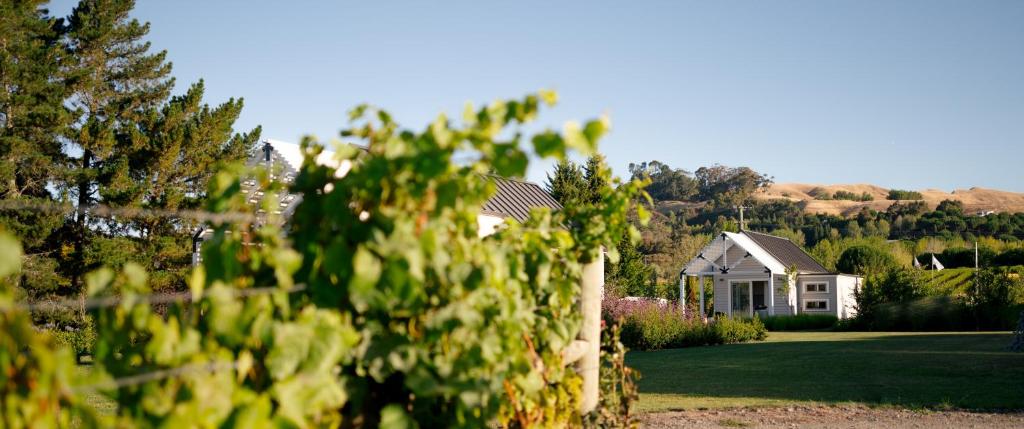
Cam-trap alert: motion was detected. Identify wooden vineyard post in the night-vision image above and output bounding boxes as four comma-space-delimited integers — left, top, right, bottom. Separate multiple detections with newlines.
579, 253, 603, 413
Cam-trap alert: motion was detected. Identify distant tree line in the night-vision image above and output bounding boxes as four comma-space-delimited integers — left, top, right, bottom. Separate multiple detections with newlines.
887, 189, 924, 200
812, 188, 874, 202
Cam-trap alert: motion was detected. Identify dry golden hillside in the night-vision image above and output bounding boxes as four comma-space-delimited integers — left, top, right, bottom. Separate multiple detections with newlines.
758, 183, 1024, 216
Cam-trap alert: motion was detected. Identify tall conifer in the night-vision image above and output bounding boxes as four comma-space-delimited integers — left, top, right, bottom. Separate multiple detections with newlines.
0, 1, 70, 297
63, 0, 173, 288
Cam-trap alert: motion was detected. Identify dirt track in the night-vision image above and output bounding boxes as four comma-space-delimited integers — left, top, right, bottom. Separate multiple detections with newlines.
641, 405, 1024, 428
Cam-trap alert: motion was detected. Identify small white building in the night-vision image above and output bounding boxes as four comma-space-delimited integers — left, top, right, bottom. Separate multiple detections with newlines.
680, 230, 861, 319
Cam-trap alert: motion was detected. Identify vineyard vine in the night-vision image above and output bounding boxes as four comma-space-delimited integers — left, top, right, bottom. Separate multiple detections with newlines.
0, 92, 647, 427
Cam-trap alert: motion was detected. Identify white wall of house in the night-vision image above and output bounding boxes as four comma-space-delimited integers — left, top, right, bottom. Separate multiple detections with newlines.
793, 274, 860, 319
477, 214, 505, 237
711, 272, 794, 317
710, 272, 867, 319
836, 275, 860, 319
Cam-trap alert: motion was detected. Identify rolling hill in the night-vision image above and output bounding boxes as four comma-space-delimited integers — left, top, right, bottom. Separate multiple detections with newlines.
757, 183, 1024, 216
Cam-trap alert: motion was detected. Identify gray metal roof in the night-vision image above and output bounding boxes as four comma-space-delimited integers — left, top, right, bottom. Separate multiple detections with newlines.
742, 230, 830, 273
481, 175, 562, 222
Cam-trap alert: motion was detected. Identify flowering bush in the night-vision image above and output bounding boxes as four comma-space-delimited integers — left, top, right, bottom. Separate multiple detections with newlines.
603, 298, 766, 351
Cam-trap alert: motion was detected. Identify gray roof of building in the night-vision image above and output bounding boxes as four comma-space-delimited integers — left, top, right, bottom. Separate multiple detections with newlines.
481, 176, 562, 222
742, 230, 830, 273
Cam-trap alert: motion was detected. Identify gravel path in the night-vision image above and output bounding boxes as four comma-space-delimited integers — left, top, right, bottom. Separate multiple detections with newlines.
640, 405, 1024, 428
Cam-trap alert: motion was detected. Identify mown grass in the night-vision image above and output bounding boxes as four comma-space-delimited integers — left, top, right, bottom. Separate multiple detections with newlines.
628, 331, 1024, 412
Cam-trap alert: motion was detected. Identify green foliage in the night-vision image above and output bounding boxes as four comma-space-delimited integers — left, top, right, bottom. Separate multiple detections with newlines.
47, 317, 97, 359
760, 314, 838, 331
831, 190, 874, 202
627, 160, 697, 202
694, 165, 772, 208
0, 0, 257, 347
887, 189, 924, 200
546, 154, 612, 209
585, 321, 640, 428
0, 233, 99, 428
606, 236, 656, 298
715, 316, 767, 343
69, 92, 648, 427
995, 248, 1024, 266
852, 266, 1024, 331
836, 245, 898, 275
605, 300, 766, 351
0, 0, 70, 320
545, 160, 586, 207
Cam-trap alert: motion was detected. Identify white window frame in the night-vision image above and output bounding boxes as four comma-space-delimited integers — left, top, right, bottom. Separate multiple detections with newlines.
803, 282, 828, 293
803, 299, 830, 311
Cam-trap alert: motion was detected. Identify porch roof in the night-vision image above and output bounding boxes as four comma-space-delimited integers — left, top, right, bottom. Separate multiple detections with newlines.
683, 231, 788, 275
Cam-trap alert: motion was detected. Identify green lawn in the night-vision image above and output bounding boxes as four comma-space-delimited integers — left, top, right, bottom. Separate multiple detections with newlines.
627, 331, 1024, 412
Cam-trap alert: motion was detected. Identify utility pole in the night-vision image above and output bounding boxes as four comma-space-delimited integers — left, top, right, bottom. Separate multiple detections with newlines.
734, 205, 751, 231
975, 241, 979, 271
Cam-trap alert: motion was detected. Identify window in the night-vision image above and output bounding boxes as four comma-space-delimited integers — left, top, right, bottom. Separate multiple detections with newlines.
804, 282, 828, 293
804, 300, 829, 311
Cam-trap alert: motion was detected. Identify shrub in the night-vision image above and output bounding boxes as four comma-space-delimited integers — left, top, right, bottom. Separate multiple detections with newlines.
604, 298, 766, 350
47, 318, 96, 359
887, 189, 923, 200
715, 316, 767, 343
832, 190, 874, 202
938, 247, 996, 268
761, 314, 838, 331
855, 296, 970, 331
837, 245, 898, 275
586, 320, 640, 427
995, 248, 1024, 267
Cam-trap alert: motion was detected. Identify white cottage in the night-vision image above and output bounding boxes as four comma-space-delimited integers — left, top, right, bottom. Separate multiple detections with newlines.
680, 230, 861, 319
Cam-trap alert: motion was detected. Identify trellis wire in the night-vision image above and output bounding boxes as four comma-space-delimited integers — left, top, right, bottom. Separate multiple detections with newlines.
0, 199, 255, 224
75, 360, 241, 392
3, 284, 307, 313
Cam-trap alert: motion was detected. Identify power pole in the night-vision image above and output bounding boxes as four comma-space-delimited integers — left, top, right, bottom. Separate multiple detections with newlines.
734, 205, 751, 231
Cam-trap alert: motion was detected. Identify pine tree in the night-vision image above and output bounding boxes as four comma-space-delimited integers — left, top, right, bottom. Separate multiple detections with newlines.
114, 81, 260, 291
607, 235, 655, 297
63, 0, 174, 289
0, 0, 71, 297
545, 160, 585, 207
582, 154, 609, 205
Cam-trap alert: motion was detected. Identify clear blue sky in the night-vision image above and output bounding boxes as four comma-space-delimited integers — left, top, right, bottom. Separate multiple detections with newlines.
49, 1, 1024, 191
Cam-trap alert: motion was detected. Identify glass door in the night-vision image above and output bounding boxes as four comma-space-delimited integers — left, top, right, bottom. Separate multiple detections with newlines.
731, 281, 751, 316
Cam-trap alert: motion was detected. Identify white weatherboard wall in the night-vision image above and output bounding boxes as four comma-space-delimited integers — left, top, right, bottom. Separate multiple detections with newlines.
711, 273, 793, 317
795, 274, 859, 319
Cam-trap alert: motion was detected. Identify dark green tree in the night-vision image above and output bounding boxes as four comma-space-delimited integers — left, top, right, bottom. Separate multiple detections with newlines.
582, 153, 610, 205
627, 160, 697, 202
113, 81, 259, 291
544, 160, 585, 207
836, 245, 897, 276
607, 235, 655, 297
0, 0, 70, 298
694, 164, 772, 208
63, 0, 174, 289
